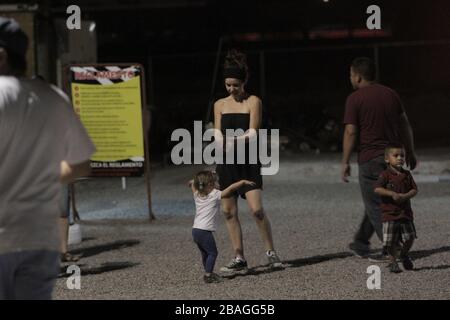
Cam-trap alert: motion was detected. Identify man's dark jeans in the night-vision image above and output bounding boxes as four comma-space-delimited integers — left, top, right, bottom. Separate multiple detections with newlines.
0, 250, 60, 300
353, 156, 386, 252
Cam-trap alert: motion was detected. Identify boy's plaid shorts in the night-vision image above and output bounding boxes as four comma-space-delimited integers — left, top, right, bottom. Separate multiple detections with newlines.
383, 220, 417, 248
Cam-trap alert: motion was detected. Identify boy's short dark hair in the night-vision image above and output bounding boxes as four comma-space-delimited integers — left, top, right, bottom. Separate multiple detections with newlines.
351, 57, 376, 81
385, 143, 405, 157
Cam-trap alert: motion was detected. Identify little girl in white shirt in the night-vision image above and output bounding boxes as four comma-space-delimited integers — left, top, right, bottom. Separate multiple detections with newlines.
189, 170, 254, 283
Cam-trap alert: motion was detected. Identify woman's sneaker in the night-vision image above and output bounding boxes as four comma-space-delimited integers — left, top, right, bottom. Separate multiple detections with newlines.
266, 251, 283, 269
220, 258, 248, 272
203, 273, 223, 284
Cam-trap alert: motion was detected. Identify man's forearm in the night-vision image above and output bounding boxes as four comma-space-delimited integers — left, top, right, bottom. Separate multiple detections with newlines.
400, 118, 415, 154
342, 131, 356, 164
60, 160, 91, 183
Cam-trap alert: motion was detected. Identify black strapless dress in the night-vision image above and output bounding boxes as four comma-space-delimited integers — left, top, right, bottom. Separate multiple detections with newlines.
215, 113, 263, 199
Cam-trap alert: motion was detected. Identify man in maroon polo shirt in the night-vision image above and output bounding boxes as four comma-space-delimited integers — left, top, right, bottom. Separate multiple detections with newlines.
341, 57, 417, 260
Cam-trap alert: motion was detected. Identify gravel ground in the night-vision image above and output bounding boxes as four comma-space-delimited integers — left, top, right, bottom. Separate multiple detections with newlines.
54, 152, 450, 300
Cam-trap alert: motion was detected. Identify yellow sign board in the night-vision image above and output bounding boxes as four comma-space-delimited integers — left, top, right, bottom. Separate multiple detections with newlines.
69, 65, 146, 176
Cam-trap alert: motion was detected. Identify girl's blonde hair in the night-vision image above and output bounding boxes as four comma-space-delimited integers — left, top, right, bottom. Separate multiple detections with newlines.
194, 170, 216, 196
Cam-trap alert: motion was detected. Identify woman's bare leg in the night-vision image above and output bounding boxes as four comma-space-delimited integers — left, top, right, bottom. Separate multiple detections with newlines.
245, 189, 274, 252
222, 196, 244, 259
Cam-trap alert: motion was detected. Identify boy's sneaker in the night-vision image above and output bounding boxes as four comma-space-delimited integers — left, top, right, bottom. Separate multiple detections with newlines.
348, 242, 369, 258
203, 273, 223, 284
388, 262, 402, 273
220, 258, 248, 272
401, 255, 414, 270
266, 251, 283, 269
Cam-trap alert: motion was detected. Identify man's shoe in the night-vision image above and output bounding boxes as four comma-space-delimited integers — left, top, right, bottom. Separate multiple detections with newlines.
266, 251, 283, 269
388, 262, 402, 273
348, 243, 369, 258
401, 255, 414, 270
220, 258, 248, 272
203, 273, 223, 284
61, 252, 81, 262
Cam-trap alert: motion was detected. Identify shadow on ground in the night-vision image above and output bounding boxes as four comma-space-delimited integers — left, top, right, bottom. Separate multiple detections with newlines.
413, 264, 450, 271
222, 246, 450, 278
59, 261, 140, 278
221, 265, 285, 280
222, 252, 353, 279
409, 246, 450, 260
283, 251, 353, 268
70, 239, 141, 258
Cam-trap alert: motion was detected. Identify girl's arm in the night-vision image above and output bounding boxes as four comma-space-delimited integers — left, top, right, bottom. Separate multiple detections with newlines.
221, 180, 256, 198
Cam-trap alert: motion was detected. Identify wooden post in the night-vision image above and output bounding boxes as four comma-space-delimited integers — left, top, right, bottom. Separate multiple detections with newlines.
140, 64, 156, 221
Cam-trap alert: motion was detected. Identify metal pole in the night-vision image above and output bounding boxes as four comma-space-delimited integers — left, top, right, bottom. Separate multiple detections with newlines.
259, 50, 266, 101
374, 45, 380, 82
205, 36, 224, 123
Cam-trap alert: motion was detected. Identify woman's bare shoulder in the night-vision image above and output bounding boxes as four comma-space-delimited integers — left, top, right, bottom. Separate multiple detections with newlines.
247, 95, 262, 107
214, 98, 227, 110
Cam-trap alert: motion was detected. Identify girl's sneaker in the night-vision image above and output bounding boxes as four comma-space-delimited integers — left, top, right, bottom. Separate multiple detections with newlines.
203, 273, 223, 283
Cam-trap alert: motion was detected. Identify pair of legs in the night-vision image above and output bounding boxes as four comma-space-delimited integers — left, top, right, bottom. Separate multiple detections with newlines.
192, 228, 218, 275
386, 239, 414, 263
222, 189, 275, 260
353, 156, 385, 254
383, 220, 416, 271
59, 184, 79, 262
0, 250, 60, 300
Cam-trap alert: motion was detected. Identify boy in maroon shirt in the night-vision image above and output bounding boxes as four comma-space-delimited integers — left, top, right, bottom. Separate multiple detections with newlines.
374, 144, 418, 273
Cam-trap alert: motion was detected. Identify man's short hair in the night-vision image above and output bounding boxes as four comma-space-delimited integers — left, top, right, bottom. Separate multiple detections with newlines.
351, 57, 376, 81
0, 17, 28, 76
385, 143, 405, 157
5, 48, 27, 75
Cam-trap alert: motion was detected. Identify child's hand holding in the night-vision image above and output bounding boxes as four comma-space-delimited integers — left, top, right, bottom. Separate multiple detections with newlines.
242, 180, 256, 186
392, 192, 407, 203
188, 179, 194, 187
391, 192, 401, 202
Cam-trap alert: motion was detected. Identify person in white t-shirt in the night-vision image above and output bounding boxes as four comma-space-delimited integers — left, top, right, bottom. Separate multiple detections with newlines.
189, 170, 255, 283
0, 17, 96, 300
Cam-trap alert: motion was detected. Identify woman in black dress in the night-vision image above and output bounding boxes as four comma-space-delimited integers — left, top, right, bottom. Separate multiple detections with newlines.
214, 50, 282, 271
